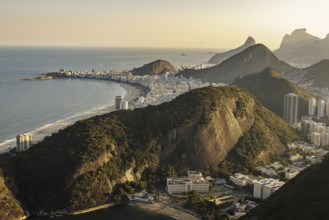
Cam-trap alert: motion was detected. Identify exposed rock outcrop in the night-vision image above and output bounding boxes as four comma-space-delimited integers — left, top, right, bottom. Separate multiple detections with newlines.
0, 171, 25, 220
1, 86, 300, 215
275, 29, 329, 67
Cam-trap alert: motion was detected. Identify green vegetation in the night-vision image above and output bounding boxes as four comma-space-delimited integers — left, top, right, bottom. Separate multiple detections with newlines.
233, 67, 313, 118
131, 59, 175, 76
220, 102, 299, 175
0, 86, 300, 214
241, 155, 329, 220
184, 191, 230, 220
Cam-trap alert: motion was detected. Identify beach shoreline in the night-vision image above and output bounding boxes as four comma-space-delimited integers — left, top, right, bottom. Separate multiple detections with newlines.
132, 202, 201, 220
0, 80, 146, 154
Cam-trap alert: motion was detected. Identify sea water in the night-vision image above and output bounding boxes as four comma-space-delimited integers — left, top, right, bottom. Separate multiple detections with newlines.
0, 46, 216, 145
0, 46, 216, 219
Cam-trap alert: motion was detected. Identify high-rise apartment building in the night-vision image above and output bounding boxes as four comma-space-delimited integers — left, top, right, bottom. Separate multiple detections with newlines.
317, 99, 325, 118
16, 133, 32, 152
283, 93, 298, 125
115, 96, 123, 110
326, 98, 329, 117
308, 98, 316, 116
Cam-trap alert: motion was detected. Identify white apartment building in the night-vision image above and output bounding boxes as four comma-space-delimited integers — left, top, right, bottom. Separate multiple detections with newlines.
120, 100, 129, 110
230, 173, 258, 187
16, 133, 32, 152
283, 93, 299, 125
318, 99, 325, 118
253, 178, 284, 200
326, 97, 329, 117
167, 171, 209, 194
308, 132, 321, 146
308, 98, 316, 116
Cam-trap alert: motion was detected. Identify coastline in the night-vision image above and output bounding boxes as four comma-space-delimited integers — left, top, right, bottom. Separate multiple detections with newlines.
69, 203, 115, 215
132, 202, 201, 220
0, 81, 146, 154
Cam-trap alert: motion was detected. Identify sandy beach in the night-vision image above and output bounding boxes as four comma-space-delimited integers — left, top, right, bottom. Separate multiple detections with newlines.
0, 81, 147, 154
133, 202, 201, 220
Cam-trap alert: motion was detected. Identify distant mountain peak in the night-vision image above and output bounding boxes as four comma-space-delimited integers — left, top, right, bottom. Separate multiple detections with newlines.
245, 36, 256, 45
292, 28, 307, 34
180, 43, 294, 84
208, 36, 256, 64
274, 29, 329, 66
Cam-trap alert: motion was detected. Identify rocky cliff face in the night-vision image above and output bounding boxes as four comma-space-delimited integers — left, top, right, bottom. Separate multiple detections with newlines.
209, 37, 256, 64
1, 86, 299, 215
179, 44, 295, 84
131, 59, 175, 75
0, 170, 25, 220
275, 29, 319, 54
275, 29, 329, 67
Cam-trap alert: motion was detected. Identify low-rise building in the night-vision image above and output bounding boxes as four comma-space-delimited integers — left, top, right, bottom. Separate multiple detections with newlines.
230, 173, 258, 187
167, 171, 209, 194
285, 169, 299, 180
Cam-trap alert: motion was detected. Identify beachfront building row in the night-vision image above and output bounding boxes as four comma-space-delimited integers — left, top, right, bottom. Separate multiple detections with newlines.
16, 133, 32, 152
166, 171, 209, 194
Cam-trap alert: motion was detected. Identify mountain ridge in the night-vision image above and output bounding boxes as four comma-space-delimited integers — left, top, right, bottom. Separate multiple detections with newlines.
0, 86, 300, 216
208, 37, 256, 64
275, 29, 329, 66
233, 67, 313, 118
179, 44, 295, 84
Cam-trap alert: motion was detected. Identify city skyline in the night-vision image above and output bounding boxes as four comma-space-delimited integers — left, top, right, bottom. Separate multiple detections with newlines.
1, 0, 329, 49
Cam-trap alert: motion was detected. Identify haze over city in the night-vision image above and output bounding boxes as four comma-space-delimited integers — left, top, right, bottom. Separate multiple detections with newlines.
1, 0, 329, 48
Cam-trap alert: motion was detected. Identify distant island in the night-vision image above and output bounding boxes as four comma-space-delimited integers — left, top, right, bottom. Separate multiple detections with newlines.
23, 75, 53, 81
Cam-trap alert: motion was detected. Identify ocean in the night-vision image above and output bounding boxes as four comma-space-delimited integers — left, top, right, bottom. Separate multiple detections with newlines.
0, 46, 216, 219
0, 46, 216, 147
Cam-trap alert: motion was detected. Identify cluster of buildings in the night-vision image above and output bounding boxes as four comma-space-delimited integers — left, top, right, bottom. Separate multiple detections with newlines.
53, 68, 224, 111
302, 97, 329, 146
166, 171, 210, 194
283, 93, 329, 147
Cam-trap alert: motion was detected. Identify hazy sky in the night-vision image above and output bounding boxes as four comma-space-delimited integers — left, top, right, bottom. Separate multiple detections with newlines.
1, 0, 329, 49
